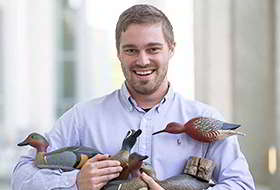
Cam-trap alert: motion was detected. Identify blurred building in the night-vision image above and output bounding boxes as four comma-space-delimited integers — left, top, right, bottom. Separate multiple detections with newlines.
0, 0, 279, 190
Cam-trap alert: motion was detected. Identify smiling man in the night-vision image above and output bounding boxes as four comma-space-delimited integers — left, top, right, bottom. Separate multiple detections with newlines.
12, 4, 255, 190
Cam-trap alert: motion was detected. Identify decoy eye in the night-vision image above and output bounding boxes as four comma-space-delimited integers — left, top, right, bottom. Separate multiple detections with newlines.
126, 130, 133, 138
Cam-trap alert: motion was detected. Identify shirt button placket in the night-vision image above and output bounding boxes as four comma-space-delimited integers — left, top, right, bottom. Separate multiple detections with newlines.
139, 116, 153, 163
139, 118, 147, 155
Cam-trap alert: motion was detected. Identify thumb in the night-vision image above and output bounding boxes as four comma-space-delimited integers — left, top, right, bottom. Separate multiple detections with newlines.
141, 172, 164, 190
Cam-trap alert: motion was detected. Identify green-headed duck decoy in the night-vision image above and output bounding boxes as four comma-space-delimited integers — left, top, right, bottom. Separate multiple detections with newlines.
110, 129, 142, 180
18, 129, 143, 175
153, 117, 245, 143
17, 132, 102, 171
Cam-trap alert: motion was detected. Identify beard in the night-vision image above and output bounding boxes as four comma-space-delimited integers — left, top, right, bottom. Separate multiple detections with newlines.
121, 63, 168, 95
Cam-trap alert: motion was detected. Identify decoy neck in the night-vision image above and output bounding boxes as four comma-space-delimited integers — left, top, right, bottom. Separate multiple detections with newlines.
121, 129, 142, 152
152, 122, 185, 135
17, 132, 49, 153
111, 130, 142, 180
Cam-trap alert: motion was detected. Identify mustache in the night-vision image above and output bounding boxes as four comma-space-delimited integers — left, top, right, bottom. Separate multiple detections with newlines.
131, 64, 156, 69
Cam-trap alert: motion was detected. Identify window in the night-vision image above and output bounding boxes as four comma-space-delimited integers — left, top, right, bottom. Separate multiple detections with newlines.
56, 0, 78, 117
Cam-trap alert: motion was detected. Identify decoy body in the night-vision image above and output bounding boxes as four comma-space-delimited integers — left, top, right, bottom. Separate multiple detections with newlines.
17, 133, 102, 171
104, 160, 214, 190
153, 117, 245, 143
113, 175, 213, 190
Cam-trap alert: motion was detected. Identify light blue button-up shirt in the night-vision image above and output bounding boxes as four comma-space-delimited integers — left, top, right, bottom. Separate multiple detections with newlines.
11, 83, 255, 190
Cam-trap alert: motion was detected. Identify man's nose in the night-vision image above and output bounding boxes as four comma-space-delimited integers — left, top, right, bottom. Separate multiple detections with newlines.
136, 51, 150, 66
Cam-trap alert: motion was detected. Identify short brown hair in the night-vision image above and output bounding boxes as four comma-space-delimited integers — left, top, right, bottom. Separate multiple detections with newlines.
115, 4, 174, 53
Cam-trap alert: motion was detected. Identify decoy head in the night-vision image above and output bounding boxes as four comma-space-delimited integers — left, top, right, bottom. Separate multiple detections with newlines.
152, 122, 185, 135
121, 129, 142, 151
128, 152, 148, 173
17, 132, 49, 152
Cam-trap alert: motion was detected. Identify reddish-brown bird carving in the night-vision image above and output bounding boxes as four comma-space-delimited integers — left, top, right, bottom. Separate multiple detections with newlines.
153, 117, 245, 143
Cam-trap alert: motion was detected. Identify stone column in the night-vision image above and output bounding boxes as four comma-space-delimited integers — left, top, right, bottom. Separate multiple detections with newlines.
274, 0, 280, 189
194, 0, 278, 188
194, 0, 233, 121
232, 0, 275, 187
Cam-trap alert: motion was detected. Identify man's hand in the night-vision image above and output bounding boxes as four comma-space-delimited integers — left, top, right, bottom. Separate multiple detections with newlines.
76, 154, 123, 190
141, 172, 165, 190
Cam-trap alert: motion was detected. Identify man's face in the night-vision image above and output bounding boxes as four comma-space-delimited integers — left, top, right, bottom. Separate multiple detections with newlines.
118, 23, 174, 96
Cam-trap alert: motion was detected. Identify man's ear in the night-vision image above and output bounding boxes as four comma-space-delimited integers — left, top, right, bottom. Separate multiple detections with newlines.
117, 52, 121, 61
169, 49, 174, 57
169, 42, 176, 57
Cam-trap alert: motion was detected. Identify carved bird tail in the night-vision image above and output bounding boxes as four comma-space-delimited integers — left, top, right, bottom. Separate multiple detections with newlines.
220, 130, 246, 137
222, 122, 241, 130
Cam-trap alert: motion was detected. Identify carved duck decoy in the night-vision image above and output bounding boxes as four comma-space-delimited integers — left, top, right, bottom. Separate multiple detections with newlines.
153, 117, 245, 143
18, 129, 143, 175
17, 133, 102, 171
116, 175, 213, 190
107, 152, 148, 188
104, 154, 150, 190
104, 158, 214, 190
110, 129, 142, 180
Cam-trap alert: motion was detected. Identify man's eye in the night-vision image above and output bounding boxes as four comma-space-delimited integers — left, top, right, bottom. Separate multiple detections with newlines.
147, 48, 161, 54
124, 49, 137, 55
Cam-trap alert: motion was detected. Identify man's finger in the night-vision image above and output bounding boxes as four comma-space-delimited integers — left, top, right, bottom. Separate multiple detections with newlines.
88, 154, 110, 162
94, 172, 121, 183
141, 172, 164, 190
97, 165, 123, 176
93, 159, 121, 169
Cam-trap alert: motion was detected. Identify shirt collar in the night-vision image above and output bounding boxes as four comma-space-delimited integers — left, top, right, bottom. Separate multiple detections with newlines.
119, 82, 175, 112
156, 82, 174, 112
120, 82, 134, 111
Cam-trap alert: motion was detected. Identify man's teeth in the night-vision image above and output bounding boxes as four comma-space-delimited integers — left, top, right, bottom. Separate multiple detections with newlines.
135, 70, 153, 75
